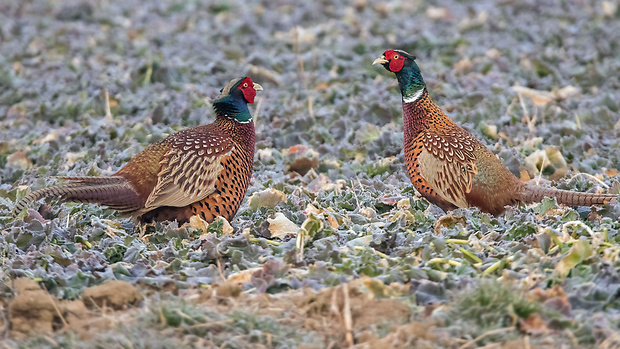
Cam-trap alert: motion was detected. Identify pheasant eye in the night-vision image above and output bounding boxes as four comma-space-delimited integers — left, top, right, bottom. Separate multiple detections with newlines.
243, 82, 248, 88
393, 54, 399, 59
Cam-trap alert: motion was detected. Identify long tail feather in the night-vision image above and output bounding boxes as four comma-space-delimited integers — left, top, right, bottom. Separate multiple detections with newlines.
12, 177, 144, 217
53, 176, 127, 185
523, 185, 618, 207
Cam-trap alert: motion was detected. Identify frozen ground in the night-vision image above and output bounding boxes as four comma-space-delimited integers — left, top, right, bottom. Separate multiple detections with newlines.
1, 0, 620, 347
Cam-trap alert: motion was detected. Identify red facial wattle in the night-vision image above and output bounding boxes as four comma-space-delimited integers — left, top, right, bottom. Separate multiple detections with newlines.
239, 77, 257, 104
385, 50, 405, 72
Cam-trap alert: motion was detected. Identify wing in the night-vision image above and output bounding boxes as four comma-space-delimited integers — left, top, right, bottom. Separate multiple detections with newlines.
417, 131, 478, 208
143, 132, 234, 210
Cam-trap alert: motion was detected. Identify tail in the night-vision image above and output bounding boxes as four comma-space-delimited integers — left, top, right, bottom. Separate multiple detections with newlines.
12, 176, 144, 218
522, 185, 618, 207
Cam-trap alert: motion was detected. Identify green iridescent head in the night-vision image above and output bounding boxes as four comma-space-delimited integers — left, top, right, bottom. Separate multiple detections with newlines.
373, 49, 426, 102
213, 77, 263, 123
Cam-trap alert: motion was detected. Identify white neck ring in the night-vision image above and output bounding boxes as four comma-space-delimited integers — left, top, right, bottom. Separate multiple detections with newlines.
403, 88, 424, 103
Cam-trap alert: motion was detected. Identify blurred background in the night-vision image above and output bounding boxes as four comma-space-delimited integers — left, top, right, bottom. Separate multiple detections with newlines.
1, 0, 620, 347
2, 0, 619, 185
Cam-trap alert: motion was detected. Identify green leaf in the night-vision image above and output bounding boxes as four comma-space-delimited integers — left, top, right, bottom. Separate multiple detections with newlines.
532, 197, 557, 215
207, 219, 224, 234
555, 239, 593, 278
105, 244, 128, 263
460, 248, 482, 264
301, 213, 323, 240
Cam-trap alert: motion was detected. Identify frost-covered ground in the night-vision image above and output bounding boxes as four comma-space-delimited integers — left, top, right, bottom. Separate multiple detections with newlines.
1, 0, 620, 347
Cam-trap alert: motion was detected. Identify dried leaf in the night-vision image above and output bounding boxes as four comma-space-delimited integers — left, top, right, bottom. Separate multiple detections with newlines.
426, 7, 451, 20
307, 173, 339, 193
453, 58, 472, 73
248, 188, 287, 211
267, 213, 300, 239
486, 48, 501, 59
518, 313, 548, 334
396, 198, 411, 209
326, 213, 340, 229
524, 147, 568, 181
359, 207, 376, 219
228, 267, 262, 283
433, 215, 466, 235
512, 85, 554, 106
364, 278, 389, 297
602, 1, 617, 17
287, 157, 318, 176
248, 64, 281, 86
555, 85, 580, 99
65, 151, 87, 165
7, 151, 32, 169
379, 196, 402, 206
188, 215, 209, 232
304, 204, 322, 215
513, 84, 581, 106
35, 130, 60, 144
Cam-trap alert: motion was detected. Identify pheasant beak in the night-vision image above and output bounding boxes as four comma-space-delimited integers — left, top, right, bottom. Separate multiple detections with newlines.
372, 55, 389, 65
253, 83, 263, 91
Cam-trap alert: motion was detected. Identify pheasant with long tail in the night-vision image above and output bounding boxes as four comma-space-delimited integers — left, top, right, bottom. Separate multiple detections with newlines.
13, 77, 263, 223
373, 50, 616, 215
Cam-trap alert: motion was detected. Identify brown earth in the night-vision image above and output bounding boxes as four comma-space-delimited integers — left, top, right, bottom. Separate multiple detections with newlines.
3, 277, 420, 346
4, 278, 142, 339
2, 278, 582, 348
82, 280, 143, 310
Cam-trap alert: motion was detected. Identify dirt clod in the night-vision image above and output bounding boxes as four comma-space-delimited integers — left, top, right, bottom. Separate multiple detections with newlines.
356, 321, 438, 349
8, 279, 57, 336
215, 281, 242, 298
82, 280, 143, 310
7, 278, 88, 338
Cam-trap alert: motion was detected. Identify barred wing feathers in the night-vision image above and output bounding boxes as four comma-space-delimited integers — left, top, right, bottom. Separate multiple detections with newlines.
144, 133, 234, 210
417, 131, 478, 208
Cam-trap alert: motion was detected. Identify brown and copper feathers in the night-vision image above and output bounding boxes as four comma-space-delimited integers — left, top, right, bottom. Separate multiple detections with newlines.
375, 49, 617, 215
13, 77, 262, 224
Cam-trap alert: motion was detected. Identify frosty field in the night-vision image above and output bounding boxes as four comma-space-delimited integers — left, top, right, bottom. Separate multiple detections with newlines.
1, 0, 620, 347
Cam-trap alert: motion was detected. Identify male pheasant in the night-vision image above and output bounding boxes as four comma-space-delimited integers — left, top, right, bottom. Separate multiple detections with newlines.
373, 49, 617, 215
13, 76, 262, 224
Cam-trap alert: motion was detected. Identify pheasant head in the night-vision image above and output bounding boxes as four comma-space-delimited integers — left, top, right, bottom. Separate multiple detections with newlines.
214, 76, 263, 123
373, 49, 426, 103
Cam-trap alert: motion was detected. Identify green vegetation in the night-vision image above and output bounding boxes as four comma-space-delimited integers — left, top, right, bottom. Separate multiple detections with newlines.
1, 0, 620, 347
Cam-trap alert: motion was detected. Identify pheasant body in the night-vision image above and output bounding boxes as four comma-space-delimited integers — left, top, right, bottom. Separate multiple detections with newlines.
14, 77, 262, 224
402, 89, 523, 215
374, 50, 617, 215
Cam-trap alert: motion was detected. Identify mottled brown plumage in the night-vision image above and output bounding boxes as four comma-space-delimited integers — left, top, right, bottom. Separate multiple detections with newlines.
374, 50, 617, 215
13, 77, 262, 223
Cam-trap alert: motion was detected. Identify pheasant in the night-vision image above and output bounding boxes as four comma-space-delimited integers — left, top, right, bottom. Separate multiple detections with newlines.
373, 49, 617, 215
13, 76, 263, 224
